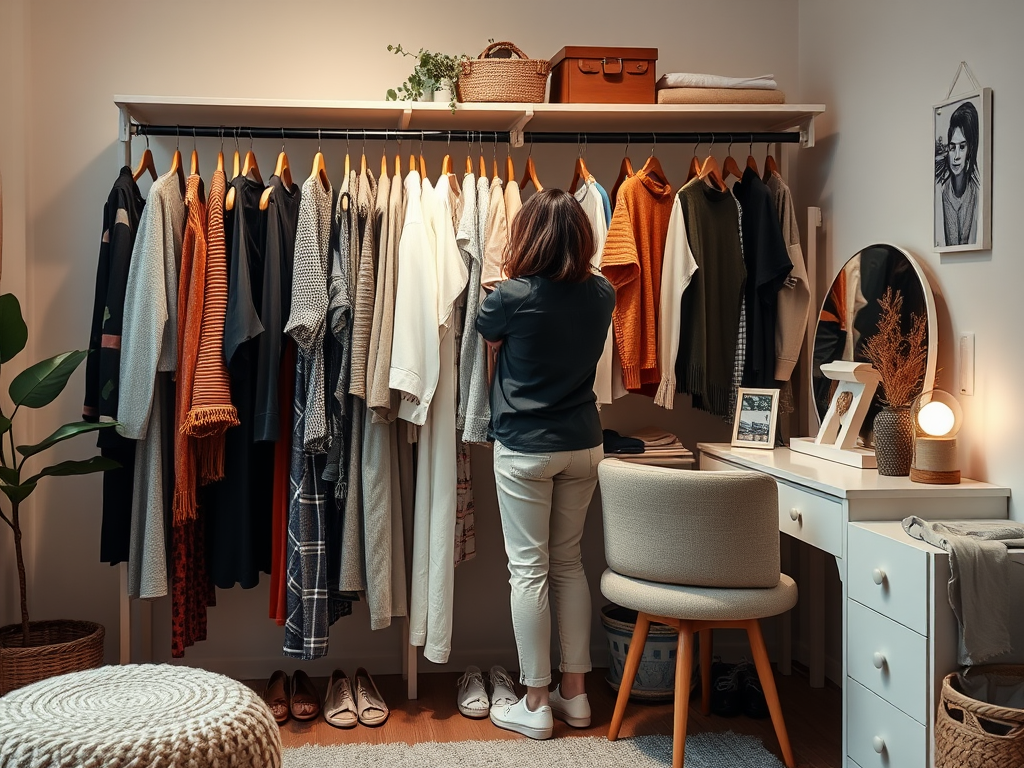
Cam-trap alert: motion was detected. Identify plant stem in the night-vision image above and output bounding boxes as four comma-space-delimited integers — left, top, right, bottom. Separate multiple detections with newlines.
12, 498, 30, 645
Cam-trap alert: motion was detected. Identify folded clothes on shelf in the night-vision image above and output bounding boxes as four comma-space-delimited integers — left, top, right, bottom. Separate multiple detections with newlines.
603, 429, 646, 455
656, 72, 778, 90
656, 88, 786, 105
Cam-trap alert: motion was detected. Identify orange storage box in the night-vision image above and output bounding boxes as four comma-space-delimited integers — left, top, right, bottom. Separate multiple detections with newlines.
549, 46, 658, 104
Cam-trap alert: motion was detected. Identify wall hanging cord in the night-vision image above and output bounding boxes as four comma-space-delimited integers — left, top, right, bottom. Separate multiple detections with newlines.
132, 124, 802, 145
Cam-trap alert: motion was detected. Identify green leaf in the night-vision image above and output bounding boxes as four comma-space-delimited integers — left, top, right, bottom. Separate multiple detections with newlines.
23, 456, 120, 486
0, 414, 10, 434
386, 89, 397, 101
9, 350, 89, 408
0, 482, 36, 504
0, 466, 19, 485
16, 421, 118, 458
0, 293, 28, 363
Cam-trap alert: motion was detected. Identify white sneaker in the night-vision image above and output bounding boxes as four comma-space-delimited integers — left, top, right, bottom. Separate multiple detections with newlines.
488, 665, 518, 711
489, 695, 553, 740
457, 666, 489, 719
549, 685, 591, 727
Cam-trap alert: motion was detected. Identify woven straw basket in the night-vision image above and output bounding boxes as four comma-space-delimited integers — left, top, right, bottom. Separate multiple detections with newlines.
0, 620, 105, 694
457, 41, 549, 103
935, 666, 1024, 768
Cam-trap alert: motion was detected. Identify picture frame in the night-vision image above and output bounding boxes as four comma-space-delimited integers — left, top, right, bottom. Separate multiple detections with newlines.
731, 388, 780, 449
933, 87, 992, 252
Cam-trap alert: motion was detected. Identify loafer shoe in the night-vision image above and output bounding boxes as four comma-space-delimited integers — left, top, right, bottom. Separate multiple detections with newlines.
549, 685, 591, 728
457, 665, 490, 719
488, 665, 518, 711
490, 695, 553, 740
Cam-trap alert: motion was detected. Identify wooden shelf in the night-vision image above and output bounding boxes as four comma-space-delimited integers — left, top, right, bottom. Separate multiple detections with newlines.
115, 96, 825, 147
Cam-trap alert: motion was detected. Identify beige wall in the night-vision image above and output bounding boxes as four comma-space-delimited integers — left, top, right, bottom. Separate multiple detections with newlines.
0, 0, 806, 675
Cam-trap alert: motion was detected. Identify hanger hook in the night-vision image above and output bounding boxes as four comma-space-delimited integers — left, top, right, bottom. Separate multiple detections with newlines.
492, 131, 497, 161
318, 129, 322, 153
175, 125, 180, 151
145, 131, 151, 151
650, 132, 656, 157
624, 132, 630, 157
248, 127, 254, 151
420, 130, 425, 155
233, 127, 239, 152
528, 134, 534, 158
362, 129, 366, 155
749, 133, 754, 156
281, 128, 286, 154
192, 126, 197, 153
708, 133, 716, 155
383, 129, 389, 160
219, 127, 223, 153
728, 134, 734, 156
447, 130, 452, 151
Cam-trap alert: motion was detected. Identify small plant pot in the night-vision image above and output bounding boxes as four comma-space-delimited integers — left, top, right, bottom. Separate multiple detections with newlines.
432, 84, 454, 104
874, 405, 914, 476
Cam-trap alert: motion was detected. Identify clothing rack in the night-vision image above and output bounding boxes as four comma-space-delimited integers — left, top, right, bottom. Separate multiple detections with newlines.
131, 124, 803, 146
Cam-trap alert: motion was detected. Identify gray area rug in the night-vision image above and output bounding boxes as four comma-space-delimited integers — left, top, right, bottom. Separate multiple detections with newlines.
283, 732, 787, 767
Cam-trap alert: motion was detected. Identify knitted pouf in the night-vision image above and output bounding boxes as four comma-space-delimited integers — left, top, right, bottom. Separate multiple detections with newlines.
0, 663, 282, 768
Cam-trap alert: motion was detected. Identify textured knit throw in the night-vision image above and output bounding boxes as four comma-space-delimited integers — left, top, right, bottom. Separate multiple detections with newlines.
183, 168, 240, 480
173, 174, 207, 524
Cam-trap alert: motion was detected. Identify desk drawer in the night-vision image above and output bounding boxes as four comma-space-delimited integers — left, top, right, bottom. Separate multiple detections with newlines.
847, 678, 926, 768
699, 454, 735, 472
849, 523, 929, 634
776, 482, 843, 557
847, 600, 928, 724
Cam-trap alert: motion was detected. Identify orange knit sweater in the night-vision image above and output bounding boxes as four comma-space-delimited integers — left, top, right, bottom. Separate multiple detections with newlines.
601, 170, 675, 390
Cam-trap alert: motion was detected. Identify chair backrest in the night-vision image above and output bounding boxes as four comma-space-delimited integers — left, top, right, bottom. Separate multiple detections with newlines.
598, 458, 780, 589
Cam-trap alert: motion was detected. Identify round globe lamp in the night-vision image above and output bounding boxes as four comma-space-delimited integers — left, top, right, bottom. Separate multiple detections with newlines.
910, 390, 963, 484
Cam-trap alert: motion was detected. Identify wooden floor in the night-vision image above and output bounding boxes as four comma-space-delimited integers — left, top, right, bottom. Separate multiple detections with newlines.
249, 666, 841, 768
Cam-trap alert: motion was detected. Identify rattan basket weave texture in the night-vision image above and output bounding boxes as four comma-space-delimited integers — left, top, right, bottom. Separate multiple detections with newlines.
457, 41, 549, 103
935, 666, 1024, 768
0, 620, 104, 694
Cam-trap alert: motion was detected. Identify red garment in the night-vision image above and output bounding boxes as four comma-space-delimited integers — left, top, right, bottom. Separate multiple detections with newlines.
270, 340, 297, 625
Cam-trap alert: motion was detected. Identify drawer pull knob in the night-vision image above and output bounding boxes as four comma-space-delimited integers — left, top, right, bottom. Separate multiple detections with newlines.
789, 508, 801, 522
873, 652, 886, 669
872, 568, 886, 586
872, 736, 886, 754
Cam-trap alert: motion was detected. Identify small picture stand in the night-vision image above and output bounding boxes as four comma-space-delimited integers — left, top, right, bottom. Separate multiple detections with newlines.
791, 361, 881, 469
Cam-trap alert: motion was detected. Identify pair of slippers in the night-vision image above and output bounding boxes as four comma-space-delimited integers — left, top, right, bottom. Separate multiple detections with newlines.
323, 668, 389, 728
262, 669, 321, 724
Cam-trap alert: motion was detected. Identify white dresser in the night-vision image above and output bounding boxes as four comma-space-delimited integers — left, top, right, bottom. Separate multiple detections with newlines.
697, 443, 1011, 768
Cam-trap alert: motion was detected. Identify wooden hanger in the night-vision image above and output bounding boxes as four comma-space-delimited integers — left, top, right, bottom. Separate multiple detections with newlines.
216, 150, 224, 173
441, 132, 454, 176
419, 154, 427, 179
699, 146, 727, 192
506, 153, 515, 185
310, 150, 329, 191
259, 137, 292, 211
132, 134, 157, 182
568, 135, 592, 194
610, 137, 633, 204
360, 131, 368, 175
745, 136, 760, 176
168, 132, 185, 196
478, 154, 486, 180
639, 135, 669, 187
189, 129, 200, 176
227, 136, 261, 211
380, 139, 389, 179
520, 151, 543, 192
762, 144, 779, 184
686, 137, 702, 183
231, 149, 240, 180
394, 152, 402, 177
722, 137, 744, 183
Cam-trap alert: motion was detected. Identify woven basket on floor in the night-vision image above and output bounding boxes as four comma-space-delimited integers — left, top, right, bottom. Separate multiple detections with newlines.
457, 41, 549, 103
0, 619, 105, 695
936, 666, 1024, 768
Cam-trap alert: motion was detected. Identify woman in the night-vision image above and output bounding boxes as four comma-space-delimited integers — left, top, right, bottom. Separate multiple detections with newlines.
935, 100, 980, 246
476, 189, 614, 740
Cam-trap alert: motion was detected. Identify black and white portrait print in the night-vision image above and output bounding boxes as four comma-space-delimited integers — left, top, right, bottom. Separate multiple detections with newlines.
934, 88, 992, 252
731, 388, 780, 449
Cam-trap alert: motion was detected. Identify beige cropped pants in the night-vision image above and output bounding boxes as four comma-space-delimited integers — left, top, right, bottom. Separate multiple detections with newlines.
492, 441, 603, 687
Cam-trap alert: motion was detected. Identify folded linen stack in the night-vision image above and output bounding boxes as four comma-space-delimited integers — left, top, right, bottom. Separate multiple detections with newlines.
604, 427, 694, 468
655, 72, 785, 105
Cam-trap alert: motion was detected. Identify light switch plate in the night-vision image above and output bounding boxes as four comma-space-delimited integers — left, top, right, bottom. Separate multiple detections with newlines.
959, 333, 975, 395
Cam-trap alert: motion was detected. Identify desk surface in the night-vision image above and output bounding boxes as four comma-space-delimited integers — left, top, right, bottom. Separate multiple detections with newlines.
698, 443, 1011, 501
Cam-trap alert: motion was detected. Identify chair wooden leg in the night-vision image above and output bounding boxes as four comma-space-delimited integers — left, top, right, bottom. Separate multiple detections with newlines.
699, 628, 712, 716
746, 619, 796, 768
608, 612, 650, 741
673, 624, 694, 768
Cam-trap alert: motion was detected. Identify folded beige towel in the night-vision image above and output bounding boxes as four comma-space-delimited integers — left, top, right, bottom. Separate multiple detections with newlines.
657, 88, 786, 105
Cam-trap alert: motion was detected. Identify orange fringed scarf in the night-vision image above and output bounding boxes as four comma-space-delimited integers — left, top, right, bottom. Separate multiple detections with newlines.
182, 169, 239, 480
174, 174, 207, 524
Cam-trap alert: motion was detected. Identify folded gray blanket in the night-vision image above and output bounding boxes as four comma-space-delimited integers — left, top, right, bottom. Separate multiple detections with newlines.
903, 516, 1024, 666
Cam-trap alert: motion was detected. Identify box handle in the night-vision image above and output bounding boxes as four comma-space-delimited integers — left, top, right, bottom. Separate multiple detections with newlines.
602, 57, 624, 75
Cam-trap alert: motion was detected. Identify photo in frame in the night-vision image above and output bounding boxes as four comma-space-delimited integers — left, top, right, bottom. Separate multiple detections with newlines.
933, 87, 992, 252
731, 388, 780, 449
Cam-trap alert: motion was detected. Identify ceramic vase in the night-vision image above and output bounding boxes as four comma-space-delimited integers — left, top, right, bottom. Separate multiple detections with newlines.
874, 405, 914, 476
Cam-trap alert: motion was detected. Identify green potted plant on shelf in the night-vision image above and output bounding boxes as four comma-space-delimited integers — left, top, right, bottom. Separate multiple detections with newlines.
385, 43, 467, 111
0, 292, 117, 693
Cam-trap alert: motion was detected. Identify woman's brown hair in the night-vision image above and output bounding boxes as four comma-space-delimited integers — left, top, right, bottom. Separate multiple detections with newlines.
503, 189, 595, 283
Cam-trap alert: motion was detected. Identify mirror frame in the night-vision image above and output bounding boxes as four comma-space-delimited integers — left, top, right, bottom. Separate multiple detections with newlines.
811, 244, 937, 428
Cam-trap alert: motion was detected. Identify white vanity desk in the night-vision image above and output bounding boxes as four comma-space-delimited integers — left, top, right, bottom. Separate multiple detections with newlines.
697, 442, 1011, 768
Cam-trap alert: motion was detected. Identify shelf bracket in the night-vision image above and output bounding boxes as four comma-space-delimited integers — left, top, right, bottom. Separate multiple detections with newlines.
800, 114, 816, 148
398, 107, 413, 131
508, 108, 534, 148
118, 105, 133, 167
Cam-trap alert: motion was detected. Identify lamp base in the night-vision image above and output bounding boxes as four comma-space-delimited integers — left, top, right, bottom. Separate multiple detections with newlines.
910, 466, 961, 484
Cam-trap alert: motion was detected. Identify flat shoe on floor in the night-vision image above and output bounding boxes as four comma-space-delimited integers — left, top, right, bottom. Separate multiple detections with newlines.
324, 669, 358, 728
355, 667, 389, 727
457, 665, 490, 719
262, 670, 289, 725
290, 669, 322, 721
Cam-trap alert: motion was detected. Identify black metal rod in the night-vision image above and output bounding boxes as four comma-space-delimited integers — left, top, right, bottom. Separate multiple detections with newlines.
132, 124, 801, 144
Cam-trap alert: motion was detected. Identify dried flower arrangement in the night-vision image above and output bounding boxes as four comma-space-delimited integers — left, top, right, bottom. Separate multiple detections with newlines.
863, 287, 928, 407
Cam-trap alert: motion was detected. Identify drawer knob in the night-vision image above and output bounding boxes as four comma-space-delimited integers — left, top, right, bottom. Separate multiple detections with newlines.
873, 652, 886, 669
872, 568, 886, 586
789, 508, 801, 522
872, 736, 886, 754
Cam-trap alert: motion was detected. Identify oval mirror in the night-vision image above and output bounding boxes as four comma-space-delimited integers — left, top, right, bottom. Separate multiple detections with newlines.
811, 244, 937, 432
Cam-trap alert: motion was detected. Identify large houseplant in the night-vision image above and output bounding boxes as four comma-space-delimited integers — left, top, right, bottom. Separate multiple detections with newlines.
0, 292, 117, 692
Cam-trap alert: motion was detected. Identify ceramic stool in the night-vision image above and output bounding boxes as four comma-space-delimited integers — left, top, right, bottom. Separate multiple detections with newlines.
0, 663, 282, 768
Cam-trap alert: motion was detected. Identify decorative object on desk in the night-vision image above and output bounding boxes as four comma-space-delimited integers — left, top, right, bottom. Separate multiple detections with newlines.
911, 389, 963, 484
730, 388, 780, 449
457, 41, 550, 104
385, 44, 467, 111
811, 244, 937, 435
862, 286, 929, 476
0, 293, 114, 693
790, 361, 880, 468
549, 47, 658, 104
934, 61, 992, 253
935, 665, 1024, 768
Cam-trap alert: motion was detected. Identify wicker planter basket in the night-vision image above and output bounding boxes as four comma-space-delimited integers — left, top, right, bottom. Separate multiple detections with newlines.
457, 41, 549, 103
936, 666, 1024, 768
0, 620, 104, 695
